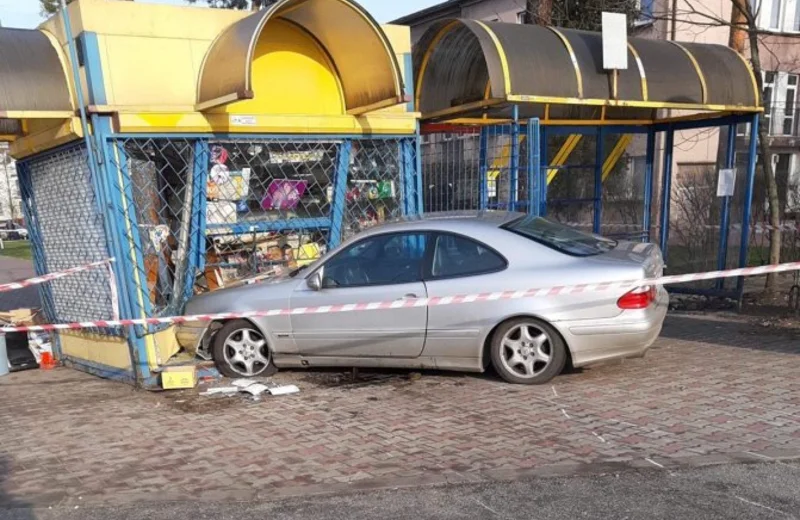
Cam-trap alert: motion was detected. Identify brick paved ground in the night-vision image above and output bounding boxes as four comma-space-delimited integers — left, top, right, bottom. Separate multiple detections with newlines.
1, 313, 800, 508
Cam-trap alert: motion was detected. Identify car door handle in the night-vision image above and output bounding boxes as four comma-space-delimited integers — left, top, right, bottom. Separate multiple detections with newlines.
395, 293, 418, 301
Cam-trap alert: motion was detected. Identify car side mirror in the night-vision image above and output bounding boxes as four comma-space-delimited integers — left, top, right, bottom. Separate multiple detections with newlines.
307, 270, 323, 291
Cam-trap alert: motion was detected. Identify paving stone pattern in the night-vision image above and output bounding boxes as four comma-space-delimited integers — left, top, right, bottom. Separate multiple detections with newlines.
1, 314, 800, 508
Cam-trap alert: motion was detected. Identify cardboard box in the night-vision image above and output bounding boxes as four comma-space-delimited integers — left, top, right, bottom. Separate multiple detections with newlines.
161, 366, 198, 390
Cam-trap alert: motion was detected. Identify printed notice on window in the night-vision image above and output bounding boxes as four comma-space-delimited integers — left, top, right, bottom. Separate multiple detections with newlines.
230, 115, 257, 126
717, 168, 736, 198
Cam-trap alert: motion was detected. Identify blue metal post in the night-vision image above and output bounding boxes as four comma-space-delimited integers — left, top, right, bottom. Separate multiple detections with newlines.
329, 140, 353, 247
415, 128, 424, 214
737, 113, 760, 295
643, 128, 656, 242
593, 127, 604, 234
478, 127, 489, 210
527, 118, 541, 216
716, 124, 737, 290
509, 105, 520, 211
401, 138, 418, 216
188, 140, 209, 298
659, 126, 675, 262
539, 125, 549, 216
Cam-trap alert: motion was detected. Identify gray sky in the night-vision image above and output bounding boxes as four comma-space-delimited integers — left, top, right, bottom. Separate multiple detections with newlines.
0, 0, 441, 29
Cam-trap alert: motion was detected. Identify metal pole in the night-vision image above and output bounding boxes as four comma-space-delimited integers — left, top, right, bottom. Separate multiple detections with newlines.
479, 127, 489, 211
643, 128, 656, 242
716, 124, 737, 290
539, 125, 549, 216
737, 113, 760, 296
509, 105, 520, 211
527, 118, 540, 216
659, 126, 675, 263
593, 127, 604, 234
60, 1, 95, 168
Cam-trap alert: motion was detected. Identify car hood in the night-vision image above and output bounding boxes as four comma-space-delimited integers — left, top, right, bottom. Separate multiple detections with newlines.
185, 276, 299, 315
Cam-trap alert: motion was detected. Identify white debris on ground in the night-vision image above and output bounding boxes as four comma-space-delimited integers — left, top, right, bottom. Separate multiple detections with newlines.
200, 378, 300, 399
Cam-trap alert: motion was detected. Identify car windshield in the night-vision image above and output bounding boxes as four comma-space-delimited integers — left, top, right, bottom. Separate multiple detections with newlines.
503, 216, 617, 257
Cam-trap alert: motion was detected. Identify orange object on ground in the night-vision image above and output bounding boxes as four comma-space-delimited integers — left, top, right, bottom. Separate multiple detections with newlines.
40, 352, 57, 370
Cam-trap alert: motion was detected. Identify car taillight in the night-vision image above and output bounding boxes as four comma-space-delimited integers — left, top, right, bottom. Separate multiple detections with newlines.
617, 286, 657, 310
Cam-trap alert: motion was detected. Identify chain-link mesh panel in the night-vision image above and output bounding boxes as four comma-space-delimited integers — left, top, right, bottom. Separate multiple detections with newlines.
20, 143, 116, 326
110, 136, 418, 304
109, 138, 205, 317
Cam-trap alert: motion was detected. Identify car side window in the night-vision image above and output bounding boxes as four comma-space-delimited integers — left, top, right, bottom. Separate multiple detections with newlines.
430, 233, 506, 279
321, 233, 427, 288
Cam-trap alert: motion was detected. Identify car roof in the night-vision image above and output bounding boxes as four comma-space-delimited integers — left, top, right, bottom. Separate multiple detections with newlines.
358, 211, 524, 236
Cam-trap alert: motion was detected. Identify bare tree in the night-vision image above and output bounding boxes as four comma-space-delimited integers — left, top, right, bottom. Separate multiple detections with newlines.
653, 0, 794, 288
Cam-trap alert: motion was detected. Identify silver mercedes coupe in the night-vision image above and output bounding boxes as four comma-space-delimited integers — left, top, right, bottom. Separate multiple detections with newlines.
178, 212, 668, 384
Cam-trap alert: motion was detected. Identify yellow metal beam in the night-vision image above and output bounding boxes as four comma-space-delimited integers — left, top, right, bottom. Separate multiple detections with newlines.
602, 134, 633, 182
487, 136, 524, 181
547, 134, 582, 185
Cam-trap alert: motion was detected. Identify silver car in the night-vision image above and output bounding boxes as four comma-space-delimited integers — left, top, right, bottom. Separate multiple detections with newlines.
178, 212, 668, 385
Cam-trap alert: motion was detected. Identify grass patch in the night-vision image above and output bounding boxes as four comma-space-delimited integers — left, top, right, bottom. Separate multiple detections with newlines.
0, 240, 32, 260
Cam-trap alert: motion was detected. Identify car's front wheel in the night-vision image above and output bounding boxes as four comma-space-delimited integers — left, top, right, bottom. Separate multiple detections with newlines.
212, 320, 277, 378
490, 318, 566, 384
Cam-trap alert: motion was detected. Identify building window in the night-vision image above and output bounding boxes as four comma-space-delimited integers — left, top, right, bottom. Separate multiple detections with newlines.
638, 0, 655, 20
763, 71, 799, 136
755, 0, 800, 32
516, 11, 526, 24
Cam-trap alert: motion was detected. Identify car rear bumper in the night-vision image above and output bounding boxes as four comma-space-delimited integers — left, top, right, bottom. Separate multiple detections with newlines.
553, 289, 668, 368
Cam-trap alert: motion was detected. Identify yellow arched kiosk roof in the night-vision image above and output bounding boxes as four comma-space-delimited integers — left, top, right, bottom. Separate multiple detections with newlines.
198, 0, 406, 115
414, 19, 762, 124
0, 0, 416, 157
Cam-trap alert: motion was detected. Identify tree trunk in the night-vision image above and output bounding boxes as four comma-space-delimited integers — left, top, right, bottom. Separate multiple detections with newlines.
728, 0, 747, 52
732, 0, 782, 290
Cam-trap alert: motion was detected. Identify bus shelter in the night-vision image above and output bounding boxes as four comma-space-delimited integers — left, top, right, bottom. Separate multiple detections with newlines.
0, 0, 421, 387
413, 20, 762, 298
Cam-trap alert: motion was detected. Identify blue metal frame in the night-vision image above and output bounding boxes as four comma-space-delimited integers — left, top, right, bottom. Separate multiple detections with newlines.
716, 124, 737, 290
737, 113, 760, 295
527, 118, 541, 216
329, 140, 353, 247
538, 125, 549, 216
61, 355, 136, 384
643, 128, 656, 242
401, 137, 420, 216
478, 127, 489, 210
80, 30, 150, 379
659, 126, 675, 262
509, 105, 520, 211
192, 140, 209, 274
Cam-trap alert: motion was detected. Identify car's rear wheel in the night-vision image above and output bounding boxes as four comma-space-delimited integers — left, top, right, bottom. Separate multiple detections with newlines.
212, 320, 277, 379
490, 318, 566, 384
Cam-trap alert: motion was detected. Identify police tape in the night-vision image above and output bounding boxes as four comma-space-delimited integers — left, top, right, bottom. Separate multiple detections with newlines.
566, 222, 800, 233
2, 261, 799, 334
0, 258, 116, 294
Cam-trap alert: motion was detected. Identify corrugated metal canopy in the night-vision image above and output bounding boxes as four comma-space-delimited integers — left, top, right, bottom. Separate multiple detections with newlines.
413, 20, 761, 122
0, 28, 74, 117
197, 0, 405, 114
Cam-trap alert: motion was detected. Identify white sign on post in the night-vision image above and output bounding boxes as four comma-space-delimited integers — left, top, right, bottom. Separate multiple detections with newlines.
602, 12, 629, 70
717, 168, 736, 197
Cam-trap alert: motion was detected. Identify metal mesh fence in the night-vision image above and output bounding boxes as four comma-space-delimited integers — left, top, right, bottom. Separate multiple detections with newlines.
421, 125, 647, 239
421, 125, 529, 213
109, 136, 418, 314
17, 143, 117, 326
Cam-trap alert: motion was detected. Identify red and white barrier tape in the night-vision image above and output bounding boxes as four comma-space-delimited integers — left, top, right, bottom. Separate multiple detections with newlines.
2, 261, 799, 334
0, 258, 116, 294
566, 222, 800, 233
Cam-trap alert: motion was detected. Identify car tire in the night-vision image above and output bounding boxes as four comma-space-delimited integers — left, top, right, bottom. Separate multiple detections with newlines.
490, 317, 567, 385
212, 320, 277, 379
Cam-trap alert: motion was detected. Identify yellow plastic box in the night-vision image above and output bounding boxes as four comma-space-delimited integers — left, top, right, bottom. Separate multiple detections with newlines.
161, 366, 197, 390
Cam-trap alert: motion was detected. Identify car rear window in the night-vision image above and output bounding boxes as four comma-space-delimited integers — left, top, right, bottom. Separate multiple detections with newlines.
503, 216, 617, 257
